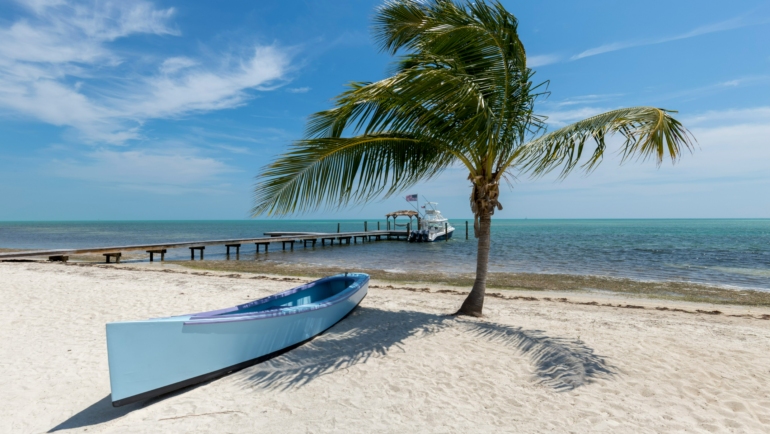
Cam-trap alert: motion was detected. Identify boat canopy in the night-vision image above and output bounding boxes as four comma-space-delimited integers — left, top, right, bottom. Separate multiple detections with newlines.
385, 210, 418, 218
386, 210, 418, 228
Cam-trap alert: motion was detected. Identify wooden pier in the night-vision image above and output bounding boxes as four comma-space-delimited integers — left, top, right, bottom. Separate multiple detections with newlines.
0, 230, 411, 263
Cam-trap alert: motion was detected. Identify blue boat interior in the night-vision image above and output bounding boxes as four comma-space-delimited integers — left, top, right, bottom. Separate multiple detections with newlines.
215, 276, 357, 316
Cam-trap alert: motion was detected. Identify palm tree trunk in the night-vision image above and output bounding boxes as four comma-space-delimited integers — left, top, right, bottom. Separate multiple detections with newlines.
457, 213, 491, 317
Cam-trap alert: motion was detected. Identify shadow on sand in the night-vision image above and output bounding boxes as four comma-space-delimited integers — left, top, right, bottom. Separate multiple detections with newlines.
240, 307, 615, 392
50, 307, 614, 431
47, 381, 210, 432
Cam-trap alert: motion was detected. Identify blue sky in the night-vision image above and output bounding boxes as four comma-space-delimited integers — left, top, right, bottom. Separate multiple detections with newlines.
0, 0, 768, 220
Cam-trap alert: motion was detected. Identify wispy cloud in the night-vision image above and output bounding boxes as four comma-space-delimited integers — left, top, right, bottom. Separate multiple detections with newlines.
52, 147, 239, 194
572, 16, 766, 60
540, 106, 609, 127
127, 46, 288, 120
683, 105, 770, 127
528, 54, 561, 68
545, 94, 624, 108
0, 0, 292, 144
652, 75, 770, 103
213, 144, 252, 155
287, 87, 310, 93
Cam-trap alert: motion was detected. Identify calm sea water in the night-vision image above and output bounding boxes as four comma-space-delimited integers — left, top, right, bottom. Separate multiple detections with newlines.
1, 219, 768, 291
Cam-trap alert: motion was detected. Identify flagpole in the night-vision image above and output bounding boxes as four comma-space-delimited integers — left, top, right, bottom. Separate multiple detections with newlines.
421, 195, 436, 211
405, 194, 422, 215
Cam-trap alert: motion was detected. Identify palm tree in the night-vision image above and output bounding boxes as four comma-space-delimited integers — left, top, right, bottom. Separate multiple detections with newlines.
253, 0, 694, 317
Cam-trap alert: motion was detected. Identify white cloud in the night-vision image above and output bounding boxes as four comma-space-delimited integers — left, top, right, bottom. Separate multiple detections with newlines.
540, 106, 609, 127
2, 0, 177, 65
52, 148, 238, 194
128, 46, 289, 119
572, 16, 765, 60
0, 0, 291, 144
544, 94, 624, 108
287, 86, 310, 93
527, 54, 561, 68
214, 144, 252, 154
683, 106, 770, 127
160, 57, 198, 74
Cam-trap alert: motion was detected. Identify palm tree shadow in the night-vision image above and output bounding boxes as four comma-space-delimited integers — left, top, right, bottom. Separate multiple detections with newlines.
465, 320, 615, 390
240, 307, 616, 392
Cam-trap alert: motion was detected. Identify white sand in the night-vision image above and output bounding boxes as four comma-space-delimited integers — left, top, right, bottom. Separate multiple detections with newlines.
2, 262, 770, 433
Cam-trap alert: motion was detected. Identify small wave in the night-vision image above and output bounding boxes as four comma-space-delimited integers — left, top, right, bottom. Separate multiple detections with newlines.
701, 266, 770, 278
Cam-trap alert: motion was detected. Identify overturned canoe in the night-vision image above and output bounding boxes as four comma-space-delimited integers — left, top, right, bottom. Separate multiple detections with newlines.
107, 273, 369, 407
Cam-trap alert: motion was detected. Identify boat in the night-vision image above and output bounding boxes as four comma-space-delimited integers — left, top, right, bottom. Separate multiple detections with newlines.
106, 273, 369, 407
408, 202, 455, 242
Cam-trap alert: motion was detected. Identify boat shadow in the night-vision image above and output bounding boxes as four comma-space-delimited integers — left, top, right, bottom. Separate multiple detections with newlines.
47, 380, 210, 432
49, 307, 615, 431
239, 307, 616, 392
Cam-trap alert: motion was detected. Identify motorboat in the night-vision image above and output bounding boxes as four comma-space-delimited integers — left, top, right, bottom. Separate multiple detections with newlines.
106, 273, 369, 406
408, 202, 455, 242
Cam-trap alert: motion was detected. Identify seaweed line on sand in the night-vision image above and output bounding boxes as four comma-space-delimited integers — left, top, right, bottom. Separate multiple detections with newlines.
25, 261, 770, 321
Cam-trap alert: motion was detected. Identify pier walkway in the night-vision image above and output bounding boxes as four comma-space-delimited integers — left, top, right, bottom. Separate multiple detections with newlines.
0, 230, 409, 262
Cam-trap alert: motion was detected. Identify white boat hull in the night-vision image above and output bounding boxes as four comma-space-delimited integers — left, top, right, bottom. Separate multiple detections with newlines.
106, 273, 368, 406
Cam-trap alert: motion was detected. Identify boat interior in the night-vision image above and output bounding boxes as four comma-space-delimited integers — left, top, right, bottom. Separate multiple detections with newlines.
208, 276, 358, 316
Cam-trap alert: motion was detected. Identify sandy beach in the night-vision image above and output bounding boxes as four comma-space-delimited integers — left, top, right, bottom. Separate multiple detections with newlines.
2, 261, 770, 433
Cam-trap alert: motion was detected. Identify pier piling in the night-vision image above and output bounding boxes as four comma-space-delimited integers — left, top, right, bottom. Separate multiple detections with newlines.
189, 247, 204, 260
146, 249, 166, 262
225, 244, 241, 260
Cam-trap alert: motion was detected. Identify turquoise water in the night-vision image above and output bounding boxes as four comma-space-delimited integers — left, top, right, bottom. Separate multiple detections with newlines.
1, 219, 768, 291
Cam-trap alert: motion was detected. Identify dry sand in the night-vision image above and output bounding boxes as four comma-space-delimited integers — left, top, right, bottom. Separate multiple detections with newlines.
2, 262, 770, 433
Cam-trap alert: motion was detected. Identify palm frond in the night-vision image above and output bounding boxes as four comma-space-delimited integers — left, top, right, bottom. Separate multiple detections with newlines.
375, 0, 526, 70
512, 107, 695, 178
303, 64, 501, 169
253, 135, 455, 216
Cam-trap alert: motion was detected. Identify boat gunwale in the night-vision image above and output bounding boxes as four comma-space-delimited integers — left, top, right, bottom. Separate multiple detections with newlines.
181, 273, 368, 325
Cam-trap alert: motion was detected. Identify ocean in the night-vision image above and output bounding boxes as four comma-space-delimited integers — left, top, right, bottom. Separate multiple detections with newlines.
1, 219, 768, 291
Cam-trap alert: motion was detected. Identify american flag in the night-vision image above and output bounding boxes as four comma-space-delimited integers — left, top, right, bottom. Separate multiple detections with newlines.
405, 194, 417, 202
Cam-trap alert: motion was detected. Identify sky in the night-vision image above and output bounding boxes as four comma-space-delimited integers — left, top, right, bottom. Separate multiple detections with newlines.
0, 0, 768, 220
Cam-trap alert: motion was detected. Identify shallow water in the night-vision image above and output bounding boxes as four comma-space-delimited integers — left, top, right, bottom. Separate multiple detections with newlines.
1, 219, 768, 290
